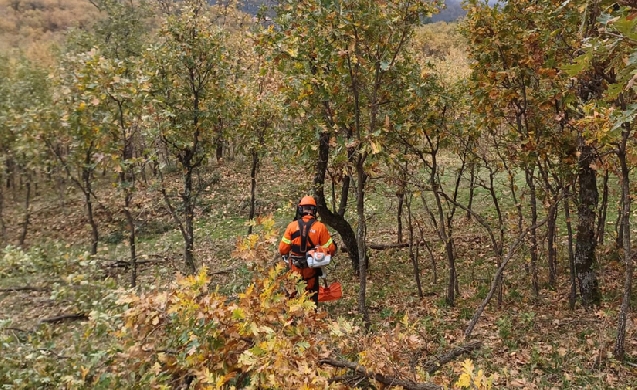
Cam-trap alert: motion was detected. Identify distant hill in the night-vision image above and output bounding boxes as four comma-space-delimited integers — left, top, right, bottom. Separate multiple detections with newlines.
235, 0, 470, 23
430, 0, 467, 23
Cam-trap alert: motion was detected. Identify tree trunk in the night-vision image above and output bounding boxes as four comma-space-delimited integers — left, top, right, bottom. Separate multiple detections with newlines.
419, 226, 437, 284
5, 157, 13, 190
314, 131, 360, 271
396, 159, 408, 243
123, 189, 137, 288
597, 170, 609, 245
82, 167, 98, 256
338, 175, 350, 217
547, 200, 558, 288
575, 141, 601, 307
407, 193, 423, 299
444, 238, 456, 306
331, 175, 337, 214
355, 157, 370, 330
565, 185, 577, 310
215, 123, 224, 162
248, 148, 259, 235
397, 189, 404, 244
0, 170, 5, 245
121, 153, 137, 287
616, 211, 624, 250
183, 166, 196, 274
614, 129, 633, 359
525, 168, 540, 298
466, 161, 476, 220
19, 180, 31, 247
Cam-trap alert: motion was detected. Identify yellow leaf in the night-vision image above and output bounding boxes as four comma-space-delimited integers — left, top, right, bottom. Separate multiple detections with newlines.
455, 372, 471, 388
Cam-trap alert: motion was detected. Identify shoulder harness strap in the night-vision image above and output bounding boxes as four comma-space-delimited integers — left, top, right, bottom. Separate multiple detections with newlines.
297, 218, 317, 255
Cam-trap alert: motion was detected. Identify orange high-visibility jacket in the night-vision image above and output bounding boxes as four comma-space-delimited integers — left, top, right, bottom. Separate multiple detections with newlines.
279, 215, 336, 288
279, 215, 336, 258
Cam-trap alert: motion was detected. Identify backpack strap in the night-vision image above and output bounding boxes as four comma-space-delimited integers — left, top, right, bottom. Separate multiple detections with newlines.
291, 218, 316, 256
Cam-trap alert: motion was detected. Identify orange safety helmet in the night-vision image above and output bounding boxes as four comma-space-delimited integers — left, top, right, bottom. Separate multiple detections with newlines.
297, 195, 317, 217
298, 196, 317, 207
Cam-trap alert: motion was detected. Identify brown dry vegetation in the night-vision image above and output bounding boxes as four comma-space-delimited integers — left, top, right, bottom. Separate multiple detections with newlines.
0, 0, 99, 62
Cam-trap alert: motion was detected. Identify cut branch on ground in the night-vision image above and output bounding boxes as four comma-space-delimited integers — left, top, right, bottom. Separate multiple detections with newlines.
422, 340, 482, 374
320, 357, 442, 390
39, 313, 88, 324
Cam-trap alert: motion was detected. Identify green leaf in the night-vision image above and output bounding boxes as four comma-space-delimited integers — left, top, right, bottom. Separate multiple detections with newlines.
561, 51, 591, 76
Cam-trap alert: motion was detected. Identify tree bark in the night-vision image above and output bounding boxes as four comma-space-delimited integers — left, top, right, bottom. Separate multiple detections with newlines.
0, 172, 4, 245
355, 156, 370, 330
546, 200, 559, 288
314, 131, 360, 271
575, 141, 601, 307
19, 179, 31, 247
614, 129, 633, 359
597, 169, 609, 245
407, 193, 423, 299
183, 166, 196, 274
123, 181, 137, 288
397, 188, 404, 244
83, 163, 99, 256
525, 168, 540, 298
248, 148, 259, 235
564, 185, 577, 310
466, 161, 476, 220
338, 175, 350, 217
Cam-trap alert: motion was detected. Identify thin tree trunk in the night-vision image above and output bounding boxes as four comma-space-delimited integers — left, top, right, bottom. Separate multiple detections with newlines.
83, 167, 98, 256
397, 188, 404, 244
525, 168, 539, 298
565, 185, 577, 310
407, 193, 423, 298
19, 180, 31, 247
416, 218, 437, 284
248, 149, 259, 235
183, 167, 196, 274
614, 129, 633, 359
597, 169, 609, 245
123, 189, 137, 288
0, 170, 5, 245
338, 175, 350, 217
616, 211, 624, 250
121, 147, 137, 287
215, 123, 224, 162
331, 175, 337, 214
466, 161, 476, 220
547, 201, 558, 288
575, 141, 601, 307
397, 158, 408, 243
355, 157, 370, 330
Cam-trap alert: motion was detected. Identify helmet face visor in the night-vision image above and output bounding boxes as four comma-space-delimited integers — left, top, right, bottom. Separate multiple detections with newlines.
298, 205, 317, 216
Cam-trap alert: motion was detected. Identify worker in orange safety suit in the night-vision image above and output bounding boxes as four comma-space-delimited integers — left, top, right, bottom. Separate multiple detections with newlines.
279, 196, 336, 307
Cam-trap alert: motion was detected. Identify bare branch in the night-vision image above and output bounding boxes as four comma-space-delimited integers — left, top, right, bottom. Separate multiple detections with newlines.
39, 313, 88, 324
422, 340, 483, 374
320, 357, 442, 390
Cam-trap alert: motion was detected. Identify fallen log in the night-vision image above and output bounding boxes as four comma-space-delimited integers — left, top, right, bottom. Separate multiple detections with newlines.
0, 286, 50, 292
320, 358, 442, 390
39, 313, 88, 324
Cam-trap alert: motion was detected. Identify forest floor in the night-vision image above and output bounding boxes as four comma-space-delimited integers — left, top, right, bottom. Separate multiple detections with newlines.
1, 159, 637, 389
